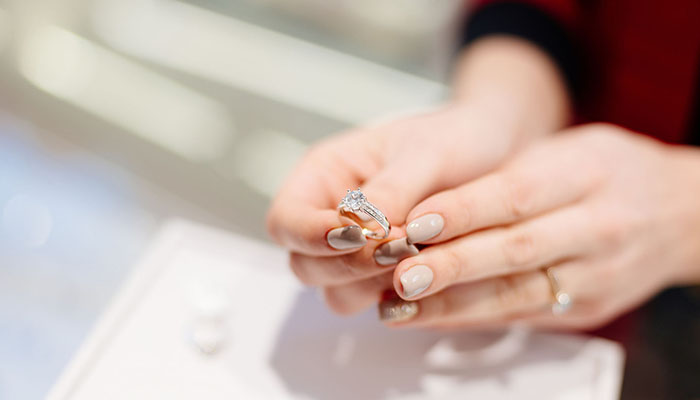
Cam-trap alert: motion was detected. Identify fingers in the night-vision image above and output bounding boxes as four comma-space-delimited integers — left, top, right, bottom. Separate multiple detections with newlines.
382, 262, 589, 328
405, 138, 603, 245
268, 206, 366, 256
268, 132, 443, 256
394, 206, 596, 300
359, 155, 444, 227
290, 235, 418, 287
266, 135, 379, 256
381, 270, 551, 327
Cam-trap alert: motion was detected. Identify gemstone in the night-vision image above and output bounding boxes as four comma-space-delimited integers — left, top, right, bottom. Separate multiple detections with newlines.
552, 292, 572, 315
342, 189, 366, 211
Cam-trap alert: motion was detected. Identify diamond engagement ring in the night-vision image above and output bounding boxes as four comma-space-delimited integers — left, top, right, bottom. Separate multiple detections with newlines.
338, 189, 391, 240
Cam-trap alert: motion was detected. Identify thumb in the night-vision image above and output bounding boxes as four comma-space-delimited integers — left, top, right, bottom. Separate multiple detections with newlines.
359, 154, 445, 227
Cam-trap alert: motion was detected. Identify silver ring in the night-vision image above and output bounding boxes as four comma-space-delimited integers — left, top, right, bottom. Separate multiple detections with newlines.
545, 267, 572, 315
338, 188, 390, 240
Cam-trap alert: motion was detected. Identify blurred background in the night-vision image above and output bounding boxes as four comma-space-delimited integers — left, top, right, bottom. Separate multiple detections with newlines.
0, 0, 465, 398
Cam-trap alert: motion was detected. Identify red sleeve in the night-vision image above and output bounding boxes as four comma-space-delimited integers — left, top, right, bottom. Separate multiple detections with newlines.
461, 0, 583, 97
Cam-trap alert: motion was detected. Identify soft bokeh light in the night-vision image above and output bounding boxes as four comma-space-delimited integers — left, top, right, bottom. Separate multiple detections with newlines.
92, 0, 447, 125
2, 194, 54, 249
226, 129, 308, 198
19, 25, 236, 162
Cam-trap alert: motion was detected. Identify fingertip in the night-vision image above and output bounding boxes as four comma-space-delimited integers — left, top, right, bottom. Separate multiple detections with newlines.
373, 237, 418, 266
378, 293, 420, 323
395, 263, 434, 300
277, 208, 367, 255
406, 213, 445, 244
326, 225, 367, 250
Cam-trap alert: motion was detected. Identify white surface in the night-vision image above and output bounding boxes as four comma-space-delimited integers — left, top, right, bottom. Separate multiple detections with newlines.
48, 220, 625, 400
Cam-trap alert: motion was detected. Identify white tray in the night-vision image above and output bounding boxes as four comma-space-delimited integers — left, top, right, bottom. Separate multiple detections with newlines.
48, 219, 625, 400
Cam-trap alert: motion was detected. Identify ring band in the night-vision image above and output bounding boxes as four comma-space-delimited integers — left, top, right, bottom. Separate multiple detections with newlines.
338, 189, 390, 240
545, 267, 572, 315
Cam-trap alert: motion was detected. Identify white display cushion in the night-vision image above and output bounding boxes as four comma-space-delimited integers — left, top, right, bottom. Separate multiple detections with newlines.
48, 219, 625, 400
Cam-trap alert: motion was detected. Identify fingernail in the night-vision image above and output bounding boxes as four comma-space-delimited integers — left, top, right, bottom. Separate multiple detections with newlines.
400, 264, 433, 298
373, 237, 419, 266
327, 225, 367, 250
406, 213, 444, 244
378, 297, 419, 323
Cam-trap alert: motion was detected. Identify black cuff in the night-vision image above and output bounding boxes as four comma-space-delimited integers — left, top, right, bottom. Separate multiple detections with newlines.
460, 1, 581, 97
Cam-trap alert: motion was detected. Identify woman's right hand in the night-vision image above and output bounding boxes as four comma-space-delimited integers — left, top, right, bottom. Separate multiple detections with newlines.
266, 37, 572, 315
267, 103, 517, 310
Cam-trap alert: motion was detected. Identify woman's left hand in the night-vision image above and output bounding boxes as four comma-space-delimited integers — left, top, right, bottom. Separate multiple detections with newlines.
371, 123, 700, 329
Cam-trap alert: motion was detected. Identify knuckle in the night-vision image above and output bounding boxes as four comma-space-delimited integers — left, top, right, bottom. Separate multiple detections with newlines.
585, 122, 617, 135
440, 246, 466, 282
576, 123, 633, 154
596, 261, 621, 286
432, 292, 456, 320
502, 229, 538, 268
493, 275, 536, 311
596, 215, 629, 248
336, 254, 363, 280
574, 123, 619, 142
450, 188, 474, 230
501, 174, 536, 220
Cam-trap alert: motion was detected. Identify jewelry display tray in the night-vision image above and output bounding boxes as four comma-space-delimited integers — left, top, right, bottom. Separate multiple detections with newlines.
47, 219, 625, 400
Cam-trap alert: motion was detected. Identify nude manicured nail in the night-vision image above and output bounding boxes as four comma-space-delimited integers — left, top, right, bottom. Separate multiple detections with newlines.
407, 213, 444, 244
373, 238, 419, 266
378, 297, 419, 323
400, 264, 433, 298
327, 225, 367, 250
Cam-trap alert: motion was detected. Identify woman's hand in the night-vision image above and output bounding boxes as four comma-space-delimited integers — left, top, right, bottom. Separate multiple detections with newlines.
375, 123, 700, 329
267, 103, 534, 313
266, 36, 571, 315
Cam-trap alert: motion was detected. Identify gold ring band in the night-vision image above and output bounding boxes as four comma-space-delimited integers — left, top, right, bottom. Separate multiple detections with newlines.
545, 267, 572, 315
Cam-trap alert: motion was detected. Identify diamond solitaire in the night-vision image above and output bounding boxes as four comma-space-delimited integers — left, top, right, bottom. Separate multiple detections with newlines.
338, 188, 390, 240
340, 189, 366, 211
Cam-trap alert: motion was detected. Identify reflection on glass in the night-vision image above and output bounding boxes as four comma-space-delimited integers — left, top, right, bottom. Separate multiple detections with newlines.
18, 25, 235, 162
224, 129, 307, 198
92, 0, 446, 124
2, 194, 53, 248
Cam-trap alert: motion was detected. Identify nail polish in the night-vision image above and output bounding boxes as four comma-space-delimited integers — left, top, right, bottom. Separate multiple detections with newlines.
373, 237, 419, 266
406, 213, 444, 244
378, 296, 419, 322
327, 225, 367, 250
400, 264, 433, 298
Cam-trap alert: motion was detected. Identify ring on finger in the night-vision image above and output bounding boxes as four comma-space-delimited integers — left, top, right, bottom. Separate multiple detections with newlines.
544, 267, 572, 315
338, 188, 391, 240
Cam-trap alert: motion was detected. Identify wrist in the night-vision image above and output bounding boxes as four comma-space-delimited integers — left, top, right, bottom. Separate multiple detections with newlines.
445, 93, 554, 157
664, 145, 700, 285
451, 36, 572, 149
